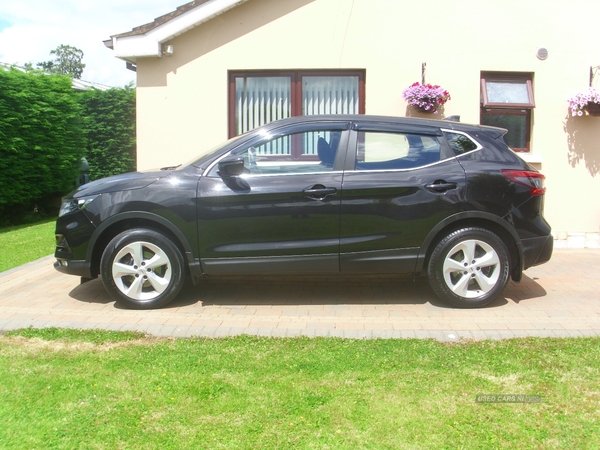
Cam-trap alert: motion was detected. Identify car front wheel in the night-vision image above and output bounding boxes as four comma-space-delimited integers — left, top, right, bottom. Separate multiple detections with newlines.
100, 229, 185, 309
428, 227, 510, 308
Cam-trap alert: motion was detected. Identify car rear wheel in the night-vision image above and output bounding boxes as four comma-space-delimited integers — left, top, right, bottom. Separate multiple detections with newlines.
100, 229, 185, 309
428, 227, 510, 308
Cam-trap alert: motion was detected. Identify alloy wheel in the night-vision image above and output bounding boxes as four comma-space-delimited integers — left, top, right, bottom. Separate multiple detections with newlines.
442, 239, 501, 299
111, 241, 172, 301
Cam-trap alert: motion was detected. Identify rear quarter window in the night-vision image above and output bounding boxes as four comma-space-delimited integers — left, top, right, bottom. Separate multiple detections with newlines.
447, 130, 521, 164
443, 131, 480, 155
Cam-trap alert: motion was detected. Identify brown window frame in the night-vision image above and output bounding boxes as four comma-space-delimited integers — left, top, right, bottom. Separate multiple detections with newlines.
228, 69, 366, 138
480, 72, 534, 152
480, 108, 532, 152
480, 72, 535, 108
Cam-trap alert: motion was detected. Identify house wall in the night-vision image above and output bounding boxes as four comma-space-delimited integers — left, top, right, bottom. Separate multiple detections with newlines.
135, 0, 600, 240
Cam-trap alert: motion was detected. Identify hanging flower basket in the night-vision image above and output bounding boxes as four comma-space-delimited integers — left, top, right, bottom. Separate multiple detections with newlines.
402, 82, 451, 114
567, 87, 600, 116
585, 102, 600, 116
413, 104, 437, 114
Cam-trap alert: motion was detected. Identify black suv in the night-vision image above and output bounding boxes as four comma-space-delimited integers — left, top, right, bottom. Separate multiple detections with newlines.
55, 115, 553, 309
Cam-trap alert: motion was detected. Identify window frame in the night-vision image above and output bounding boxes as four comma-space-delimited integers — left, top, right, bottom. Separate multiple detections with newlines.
480, 108, 531, 152
228, 69, 366, 138
352, 130, 448, 172
207, 123, 351, 177
480, 72, 534, 153
480, 73, 535, 108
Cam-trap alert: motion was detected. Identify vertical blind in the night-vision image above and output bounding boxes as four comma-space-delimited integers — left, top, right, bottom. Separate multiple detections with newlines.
235, 76, 291, 136
234, 74, 360, 156
302, 76, 358, 155
302, 76, 359, 115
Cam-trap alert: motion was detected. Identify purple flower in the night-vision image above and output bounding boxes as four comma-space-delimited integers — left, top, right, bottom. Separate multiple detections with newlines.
402, 82, 451, 113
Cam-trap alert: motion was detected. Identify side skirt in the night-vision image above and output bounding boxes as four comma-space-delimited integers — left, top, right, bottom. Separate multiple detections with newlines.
201, 254, 339, 276
340, 248, 420, 274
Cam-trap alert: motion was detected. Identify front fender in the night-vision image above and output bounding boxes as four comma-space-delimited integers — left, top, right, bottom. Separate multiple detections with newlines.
86, 211, 201, 278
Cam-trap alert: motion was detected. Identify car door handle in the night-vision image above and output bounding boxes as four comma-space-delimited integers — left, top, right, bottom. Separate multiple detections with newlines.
303, 185, 337, 199
425, 181, 458, 193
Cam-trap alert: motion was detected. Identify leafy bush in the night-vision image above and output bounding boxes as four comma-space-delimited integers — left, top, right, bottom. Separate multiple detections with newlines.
79, 86, 136, 180
0, 69, 137, 225
0, 69, 85, 222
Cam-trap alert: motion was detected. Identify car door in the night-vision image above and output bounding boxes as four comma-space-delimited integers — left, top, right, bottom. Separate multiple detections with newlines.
339, 122, 466, 273
197, 122, 350, 275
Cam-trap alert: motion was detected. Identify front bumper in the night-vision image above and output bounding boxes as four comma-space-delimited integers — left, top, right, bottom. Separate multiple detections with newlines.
54, 206, 97, 279
54, 259, 93, 278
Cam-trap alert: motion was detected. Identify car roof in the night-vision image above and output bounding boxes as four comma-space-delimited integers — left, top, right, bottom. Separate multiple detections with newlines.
260, 114, 507, 138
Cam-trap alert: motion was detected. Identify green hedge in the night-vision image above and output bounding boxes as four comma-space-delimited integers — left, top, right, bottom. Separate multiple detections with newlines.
0, 69, 137, 225
0, 69, 85, 218
80, 87, 136, 181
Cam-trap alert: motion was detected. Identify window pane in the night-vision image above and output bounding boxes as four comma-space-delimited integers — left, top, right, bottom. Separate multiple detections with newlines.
304, 131, 341, 156
443, 132, 479, 155
302, 76, 359, 115
481, 113, 527, 149
485, 81, 530, 104
356, 132, 441, 170
234, 131, 340, 175
252, 134, 292, 156
235, 76, 291, 134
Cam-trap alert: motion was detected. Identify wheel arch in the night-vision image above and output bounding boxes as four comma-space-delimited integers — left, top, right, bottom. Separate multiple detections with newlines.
86, 212, 198, 279
416, 212, 524, 282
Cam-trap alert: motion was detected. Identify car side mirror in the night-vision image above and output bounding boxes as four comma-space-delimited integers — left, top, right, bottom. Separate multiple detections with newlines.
218, 156, 246, 178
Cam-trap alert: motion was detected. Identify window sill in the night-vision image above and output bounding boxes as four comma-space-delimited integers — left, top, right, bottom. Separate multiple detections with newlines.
518, 153, 542, 164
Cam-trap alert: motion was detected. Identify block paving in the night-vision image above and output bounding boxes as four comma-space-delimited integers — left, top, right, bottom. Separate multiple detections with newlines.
0, 249, 599, 341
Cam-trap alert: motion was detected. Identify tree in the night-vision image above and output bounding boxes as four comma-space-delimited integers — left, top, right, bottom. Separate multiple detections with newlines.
37, 44, 86, 79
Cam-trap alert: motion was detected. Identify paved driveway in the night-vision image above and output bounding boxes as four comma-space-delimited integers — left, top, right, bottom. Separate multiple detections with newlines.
1, 249, 599, 341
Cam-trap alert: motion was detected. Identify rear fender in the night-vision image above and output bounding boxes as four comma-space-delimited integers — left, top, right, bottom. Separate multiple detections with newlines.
416, 211, 524, 281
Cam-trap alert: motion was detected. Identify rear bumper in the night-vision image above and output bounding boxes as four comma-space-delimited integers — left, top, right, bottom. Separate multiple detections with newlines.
522, 234, 553, 270
54, 259, 92, 279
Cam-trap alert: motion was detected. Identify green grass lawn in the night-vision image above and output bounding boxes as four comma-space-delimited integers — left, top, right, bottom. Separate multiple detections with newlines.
0, 219, 56, 272
1, 329, 599, 449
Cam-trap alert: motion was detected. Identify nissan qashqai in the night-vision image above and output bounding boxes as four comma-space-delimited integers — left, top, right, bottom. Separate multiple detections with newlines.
55, 115, 553, 309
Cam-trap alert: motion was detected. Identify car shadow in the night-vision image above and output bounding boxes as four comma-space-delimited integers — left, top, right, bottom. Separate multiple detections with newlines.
501, 274, 548, 304
68, 273, 547, 310
166, 272, 549, 309
171, 275, 443, 308
68, 278, 113, 304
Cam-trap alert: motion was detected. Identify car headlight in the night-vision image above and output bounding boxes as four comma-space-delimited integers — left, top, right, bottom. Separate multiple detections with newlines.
59, 195, 99, 217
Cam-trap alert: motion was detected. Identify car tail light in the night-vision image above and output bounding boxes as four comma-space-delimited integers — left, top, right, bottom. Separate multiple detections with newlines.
501, 170, 546, 196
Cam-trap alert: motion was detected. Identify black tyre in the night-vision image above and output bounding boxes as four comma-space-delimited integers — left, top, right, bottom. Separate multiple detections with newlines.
427, 227, 510, 308
100, 229, 185, 309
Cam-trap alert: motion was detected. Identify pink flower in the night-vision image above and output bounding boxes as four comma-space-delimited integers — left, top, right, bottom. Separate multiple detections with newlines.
567, 87, 600, 116
402, 82, 451, 113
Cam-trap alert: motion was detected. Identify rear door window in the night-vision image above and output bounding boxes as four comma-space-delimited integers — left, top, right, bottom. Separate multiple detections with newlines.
355, 132, 442, 170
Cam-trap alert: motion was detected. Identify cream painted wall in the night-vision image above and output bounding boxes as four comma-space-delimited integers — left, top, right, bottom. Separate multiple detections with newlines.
134, 0, 600, 234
